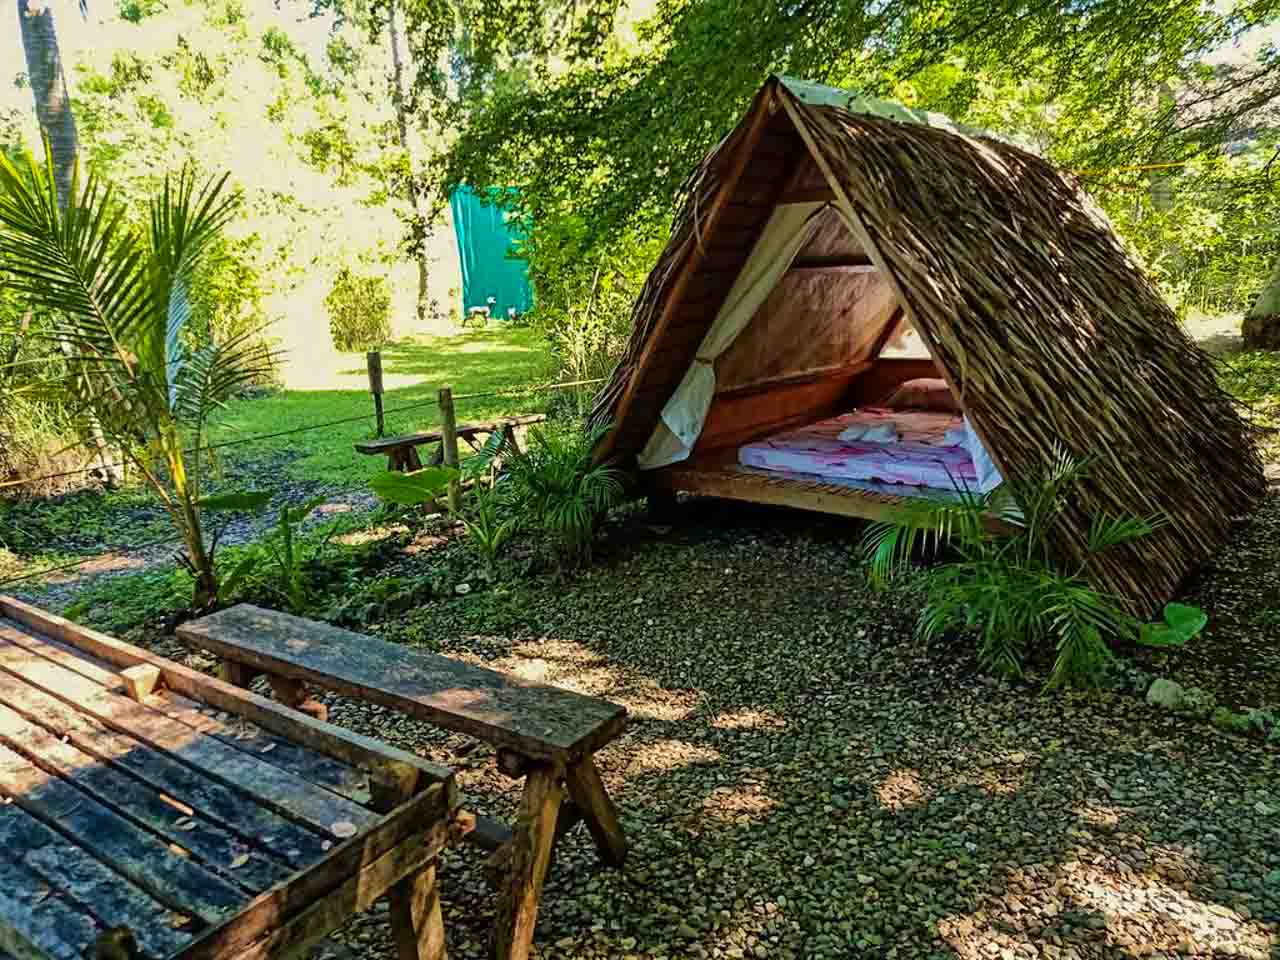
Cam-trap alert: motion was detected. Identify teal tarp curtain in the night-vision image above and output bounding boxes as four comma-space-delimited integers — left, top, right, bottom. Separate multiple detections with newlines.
449, 186, 533, 317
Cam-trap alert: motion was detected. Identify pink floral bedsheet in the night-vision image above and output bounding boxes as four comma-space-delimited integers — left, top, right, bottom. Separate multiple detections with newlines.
738, 409, 978, 490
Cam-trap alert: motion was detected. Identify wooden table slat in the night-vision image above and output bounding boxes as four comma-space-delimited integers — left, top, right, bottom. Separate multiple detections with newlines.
0, 803, 192, 958
0, 666, 327, 868
0, 622, 373, 805
0, 699, 289, 893
0, 620, 374, 805
177, 785, 452, 960
0, 740, 246, 924
0, 636, 378, 837
179, 605, 627, 761
158, 691, 371, 803
0, 856, 97, 960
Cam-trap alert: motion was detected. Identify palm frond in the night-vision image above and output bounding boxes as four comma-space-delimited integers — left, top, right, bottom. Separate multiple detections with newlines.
171, 328, 275, 426
1087, 512, 1166, 553
0, 149, 152, 366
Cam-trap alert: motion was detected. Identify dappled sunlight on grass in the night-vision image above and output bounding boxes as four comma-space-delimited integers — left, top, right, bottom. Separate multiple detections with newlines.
206, 327, 548, 485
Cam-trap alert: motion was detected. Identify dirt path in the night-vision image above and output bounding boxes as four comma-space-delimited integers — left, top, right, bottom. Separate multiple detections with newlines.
9, 473, 378, 611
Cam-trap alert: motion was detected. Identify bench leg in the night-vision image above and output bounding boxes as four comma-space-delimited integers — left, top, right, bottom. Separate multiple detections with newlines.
494, 765, 562, 960
220, 660, 258, 688
267, 674, 329, 723
565, 756, 627, 867
389, 861, 448, 960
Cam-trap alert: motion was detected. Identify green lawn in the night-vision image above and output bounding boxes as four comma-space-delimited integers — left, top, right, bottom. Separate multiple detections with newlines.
209, 327, 554, 486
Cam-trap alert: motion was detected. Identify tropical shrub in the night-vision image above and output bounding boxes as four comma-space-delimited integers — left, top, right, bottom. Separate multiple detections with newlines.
325, 267, 392, 352
0, 151, 272, 608
863, 448, 1203, 690
495, 422, 623, 567
221, 497, 334, 613
367, 422, 623, 570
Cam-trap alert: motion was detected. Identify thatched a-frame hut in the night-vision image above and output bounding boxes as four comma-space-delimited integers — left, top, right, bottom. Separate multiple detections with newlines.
591, 75, 1265, 614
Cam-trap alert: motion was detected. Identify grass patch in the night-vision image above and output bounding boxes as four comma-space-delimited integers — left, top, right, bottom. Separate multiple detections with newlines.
208, 328, 551, 487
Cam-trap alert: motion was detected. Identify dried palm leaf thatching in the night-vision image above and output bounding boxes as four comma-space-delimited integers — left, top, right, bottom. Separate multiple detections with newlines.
592, 76, 1265, 614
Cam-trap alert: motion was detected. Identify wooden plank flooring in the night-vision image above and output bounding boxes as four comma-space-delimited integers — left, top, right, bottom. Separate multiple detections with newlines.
0, 632, 378, 836
0, 613, 422, 960
0, 620, 372, 805
0, 803, 192, 958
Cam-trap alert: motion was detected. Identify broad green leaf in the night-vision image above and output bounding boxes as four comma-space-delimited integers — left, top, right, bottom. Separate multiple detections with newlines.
369, 467, 459, 505
199, 490, 272, 512
1164, 602, 1208, 638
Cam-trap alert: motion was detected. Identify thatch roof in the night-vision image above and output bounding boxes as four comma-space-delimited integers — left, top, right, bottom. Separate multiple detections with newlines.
591, 75, 1265, 614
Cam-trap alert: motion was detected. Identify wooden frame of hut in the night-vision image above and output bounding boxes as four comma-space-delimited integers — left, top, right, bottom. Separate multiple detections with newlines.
591, 75, 1264, 613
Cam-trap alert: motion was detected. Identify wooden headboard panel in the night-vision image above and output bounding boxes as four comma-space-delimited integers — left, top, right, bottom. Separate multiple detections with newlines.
845, 357, 940, 406
694, 366, 869, 454
691, 357, 944, 455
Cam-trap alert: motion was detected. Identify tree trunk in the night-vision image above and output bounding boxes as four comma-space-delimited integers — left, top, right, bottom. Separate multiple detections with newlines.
387, 0, 433, 327
17, 0, 122, 486
1243, 255, 1280, 350
17, 0, 78, 208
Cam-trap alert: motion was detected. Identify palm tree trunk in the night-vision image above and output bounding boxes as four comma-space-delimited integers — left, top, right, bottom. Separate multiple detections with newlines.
17, 0, 78, 208
17, 0, 121, 485
1243, 255, 1280, 350
387, 0, 433, 327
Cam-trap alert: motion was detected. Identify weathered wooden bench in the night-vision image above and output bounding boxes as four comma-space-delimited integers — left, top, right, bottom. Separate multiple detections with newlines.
354, 414, 547, 472
0, 596, 465, 960
178, 604, 628, 960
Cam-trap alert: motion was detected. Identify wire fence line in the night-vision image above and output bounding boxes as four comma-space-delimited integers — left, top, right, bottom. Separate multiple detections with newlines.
0, 374, 609, 588
0, 375, 608, 492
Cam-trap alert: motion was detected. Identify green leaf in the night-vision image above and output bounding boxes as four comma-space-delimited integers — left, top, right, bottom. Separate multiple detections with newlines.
369, 467, 458, 505
1164, 602, 1208, 637
199, 490, 272, 512
1138, 603, 1207, 648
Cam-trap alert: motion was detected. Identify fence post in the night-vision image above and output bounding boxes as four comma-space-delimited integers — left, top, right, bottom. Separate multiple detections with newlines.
438, 386, 462, 514
366, 350, 385, 438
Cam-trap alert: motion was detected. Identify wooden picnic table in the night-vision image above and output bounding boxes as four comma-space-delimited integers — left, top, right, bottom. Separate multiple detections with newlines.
177, 605, 629, 960
0, 596, 464, 960
354, 414, 546, 472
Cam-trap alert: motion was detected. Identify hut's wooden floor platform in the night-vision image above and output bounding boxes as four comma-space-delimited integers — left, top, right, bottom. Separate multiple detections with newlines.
650, 453, 1011, 530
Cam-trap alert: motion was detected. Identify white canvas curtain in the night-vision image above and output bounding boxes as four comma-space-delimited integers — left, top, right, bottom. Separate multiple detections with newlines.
638, 201, 826, 469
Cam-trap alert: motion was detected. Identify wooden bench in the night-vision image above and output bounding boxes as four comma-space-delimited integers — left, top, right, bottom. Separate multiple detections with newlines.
0, 596, 465, 960
354, 414, 546, 472
178, 604, 628, 960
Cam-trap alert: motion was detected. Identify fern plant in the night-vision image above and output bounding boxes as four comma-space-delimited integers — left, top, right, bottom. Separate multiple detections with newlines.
863, 447, 1178, 689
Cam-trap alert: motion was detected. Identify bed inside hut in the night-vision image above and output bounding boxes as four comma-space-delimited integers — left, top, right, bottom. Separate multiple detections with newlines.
639, 204, 1005, 521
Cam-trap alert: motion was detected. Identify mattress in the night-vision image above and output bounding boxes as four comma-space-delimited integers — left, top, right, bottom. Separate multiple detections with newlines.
738, 408, 979, 491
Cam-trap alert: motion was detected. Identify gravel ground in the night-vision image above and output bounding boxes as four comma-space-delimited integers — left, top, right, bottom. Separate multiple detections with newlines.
148, 498, 1279, 960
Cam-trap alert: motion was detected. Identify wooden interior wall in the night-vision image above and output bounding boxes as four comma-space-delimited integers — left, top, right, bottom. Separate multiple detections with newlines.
845, 357, 943, 406
693, 368, 868, 453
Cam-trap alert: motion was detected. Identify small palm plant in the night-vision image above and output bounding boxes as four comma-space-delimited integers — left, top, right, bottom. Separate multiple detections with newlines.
863, 447, 1180, 689
0, 149, 271, 609
498, 421, 624, 566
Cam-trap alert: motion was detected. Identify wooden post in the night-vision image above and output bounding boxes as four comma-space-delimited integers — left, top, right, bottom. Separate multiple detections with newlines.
367, 351, 385, 438
438, 387, 461, 514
